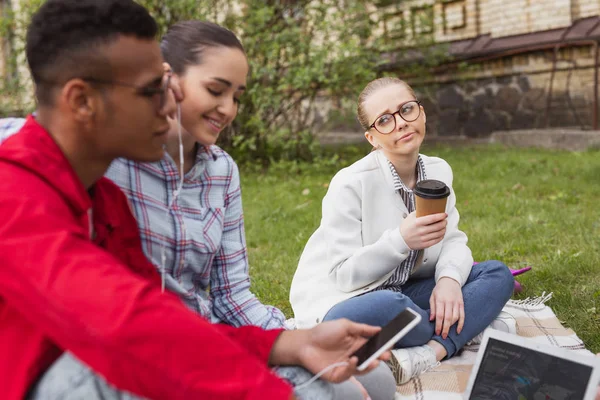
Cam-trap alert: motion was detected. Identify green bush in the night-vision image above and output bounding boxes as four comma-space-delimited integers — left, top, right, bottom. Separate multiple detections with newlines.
0, 0, 378, 162
0, 0, 44, 117
216, 0, 379, 164
0, 1, 442, 163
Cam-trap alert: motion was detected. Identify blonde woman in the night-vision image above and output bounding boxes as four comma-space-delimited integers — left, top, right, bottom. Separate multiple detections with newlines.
290, 77, 514, 385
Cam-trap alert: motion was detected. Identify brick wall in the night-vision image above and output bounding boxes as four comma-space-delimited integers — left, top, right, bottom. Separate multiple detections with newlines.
433, 0, 479, 42
572, 0, 600, 19
484, 0, 572, 37
375, 0, 598, 43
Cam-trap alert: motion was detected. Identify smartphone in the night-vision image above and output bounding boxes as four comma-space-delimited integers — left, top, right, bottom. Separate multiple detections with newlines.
353, 308, 422, 371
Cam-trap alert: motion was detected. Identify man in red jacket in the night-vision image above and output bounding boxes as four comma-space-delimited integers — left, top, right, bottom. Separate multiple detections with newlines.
0, 1, 388, 399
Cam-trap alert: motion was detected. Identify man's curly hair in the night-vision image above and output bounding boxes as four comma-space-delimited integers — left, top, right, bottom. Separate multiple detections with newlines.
26, 0, 158, 105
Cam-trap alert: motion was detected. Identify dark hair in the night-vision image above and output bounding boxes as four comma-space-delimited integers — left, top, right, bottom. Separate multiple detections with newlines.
26, 0, 158, 105
161, 20, 245, 75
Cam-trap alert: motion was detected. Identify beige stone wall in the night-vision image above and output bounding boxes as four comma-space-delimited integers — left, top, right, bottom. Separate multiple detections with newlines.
572, 0, 600, 19
429, 46, 596, 83
483, 0, 572, 38
433, 0, 479, 41
373, 0, 598, 45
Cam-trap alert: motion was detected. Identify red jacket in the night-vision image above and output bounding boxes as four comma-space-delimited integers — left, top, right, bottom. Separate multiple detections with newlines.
0, 116, 293, 400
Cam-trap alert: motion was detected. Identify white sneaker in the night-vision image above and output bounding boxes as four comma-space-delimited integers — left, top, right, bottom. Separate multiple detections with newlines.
388, 345, 438, 385
467, 311, 517, 345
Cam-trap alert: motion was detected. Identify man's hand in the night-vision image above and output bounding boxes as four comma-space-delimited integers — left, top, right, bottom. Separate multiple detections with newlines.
269, 319, 389, 384
400, 212, 447, 250
430, 277, 464, 339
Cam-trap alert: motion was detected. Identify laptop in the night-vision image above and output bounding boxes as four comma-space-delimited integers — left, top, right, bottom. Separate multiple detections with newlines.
464, 329, 600, 400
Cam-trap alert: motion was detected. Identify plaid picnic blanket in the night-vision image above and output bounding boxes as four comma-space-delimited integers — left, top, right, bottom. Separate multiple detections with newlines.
395, 292, 594, 399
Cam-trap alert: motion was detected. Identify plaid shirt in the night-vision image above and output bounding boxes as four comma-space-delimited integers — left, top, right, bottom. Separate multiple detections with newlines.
0, 117, 285, 329
378, 156, 427, 291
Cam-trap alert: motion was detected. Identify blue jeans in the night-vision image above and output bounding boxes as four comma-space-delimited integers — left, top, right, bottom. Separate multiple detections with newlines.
323, 260, 514, 358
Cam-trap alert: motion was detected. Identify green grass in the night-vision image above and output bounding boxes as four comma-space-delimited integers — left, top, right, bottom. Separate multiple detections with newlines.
240, 143, 600, 353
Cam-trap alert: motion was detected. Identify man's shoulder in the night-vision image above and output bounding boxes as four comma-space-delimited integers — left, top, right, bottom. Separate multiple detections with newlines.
97, 176, 129, 198
0, 155, 47, 188
95, 176, 140, 226
0, 160, 72, 216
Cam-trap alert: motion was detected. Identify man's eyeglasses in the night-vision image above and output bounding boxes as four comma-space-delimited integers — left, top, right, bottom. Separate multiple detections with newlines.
368, 100, 422, 135
82, 74, 172, 110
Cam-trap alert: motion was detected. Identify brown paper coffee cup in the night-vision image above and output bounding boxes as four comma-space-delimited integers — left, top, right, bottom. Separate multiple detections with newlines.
414, 179, 450, 217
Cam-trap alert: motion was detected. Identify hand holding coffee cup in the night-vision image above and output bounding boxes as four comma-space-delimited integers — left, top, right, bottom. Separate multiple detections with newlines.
400, 180, 450, 250
400, 212, 448, 250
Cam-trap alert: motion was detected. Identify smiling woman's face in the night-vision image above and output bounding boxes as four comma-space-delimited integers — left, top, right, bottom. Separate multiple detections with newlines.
176, 46, 248, 146
363, 83, 426, 157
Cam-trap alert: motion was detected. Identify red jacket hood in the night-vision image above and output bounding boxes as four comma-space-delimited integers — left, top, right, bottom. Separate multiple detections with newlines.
0, 115, 92, 216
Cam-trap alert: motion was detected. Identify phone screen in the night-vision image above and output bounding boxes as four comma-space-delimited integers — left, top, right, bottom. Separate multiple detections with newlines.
352, 309, 418, 365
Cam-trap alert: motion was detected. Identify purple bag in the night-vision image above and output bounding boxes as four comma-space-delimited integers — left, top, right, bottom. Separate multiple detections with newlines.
474, 263, 531, 293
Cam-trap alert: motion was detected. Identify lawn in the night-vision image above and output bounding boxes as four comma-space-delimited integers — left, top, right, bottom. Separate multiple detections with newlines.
240, 143, 600, 353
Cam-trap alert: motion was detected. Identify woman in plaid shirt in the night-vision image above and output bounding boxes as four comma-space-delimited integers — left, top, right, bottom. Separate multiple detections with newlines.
105, 21, 284, 329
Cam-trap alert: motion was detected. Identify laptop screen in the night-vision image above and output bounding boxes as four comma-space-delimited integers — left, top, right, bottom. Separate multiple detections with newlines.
469, 337, 594, 400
